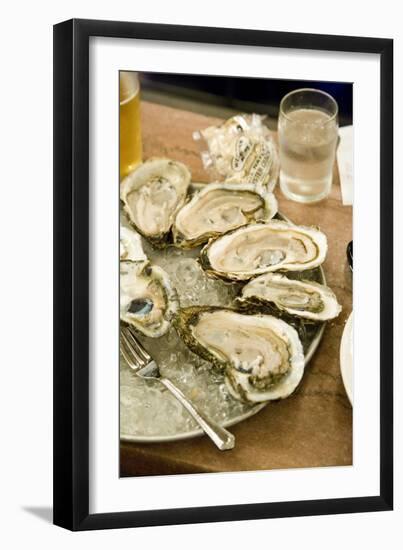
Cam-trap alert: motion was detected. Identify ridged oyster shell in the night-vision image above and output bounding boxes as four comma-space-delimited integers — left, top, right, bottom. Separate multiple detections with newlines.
175, 306, 305, 403
172, 183, 277, 248
120, 226, 147, 262
238, 273, 341, 321
120, 225, 179, 338
120, 158, 191, 245
120, 250, 179, 338
200, 220, 327, 281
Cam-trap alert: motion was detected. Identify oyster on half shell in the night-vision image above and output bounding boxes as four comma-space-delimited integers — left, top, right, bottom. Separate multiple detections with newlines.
238, 273, 342, 321
175, 306, 305, 403
200, 220, 327, 281
120, 158, 191, 245
120, 260, 179, 338
172, 183, 278, 248
120, 226, 147, 262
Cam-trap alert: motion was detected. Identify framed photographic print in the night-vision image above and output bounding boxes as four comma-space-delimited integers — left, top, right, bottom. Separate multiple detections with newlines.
53, 19, 393, 530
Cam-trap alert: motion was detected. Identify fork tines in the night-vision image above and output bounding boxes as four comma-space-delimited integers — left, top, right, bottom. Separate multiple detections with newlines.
120, 325, 151, 367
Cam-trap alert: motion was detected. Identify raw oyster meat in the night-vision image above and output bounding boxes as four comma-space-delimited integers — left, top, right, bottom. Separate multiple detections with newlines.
172, 183, 277, 248
175, 306, 304, 403
120, 226, 147, 262
238, 273, 341, 321
120, 260, 179, 338
200, 220, 327, 281
120, 158, 191, 245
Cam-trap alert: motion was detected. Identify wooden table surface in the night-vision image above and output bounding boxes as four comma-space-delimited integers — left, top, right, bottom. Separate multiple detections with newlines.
120, 101, 353, 477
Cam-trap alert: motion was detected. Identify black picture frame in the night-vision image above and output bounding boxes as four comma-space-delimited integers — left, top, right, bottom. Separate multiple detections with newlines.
53, 18, 393, 531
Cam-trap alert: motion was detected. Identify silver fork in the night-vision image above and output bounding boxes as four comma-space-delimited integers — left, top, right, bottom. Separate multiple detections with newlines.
120, 324, 235, 451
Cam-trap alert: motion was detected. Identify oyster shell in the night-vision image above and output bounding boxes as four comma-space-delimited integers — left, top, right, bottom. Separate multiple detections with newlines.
120, 226, 147, 262
175, 306, 304, 403
120, 158, 191, 245
172, 183, 277, 248
238, 273, 341, 321
120, 260, 179, 338
200, 220, 327, 281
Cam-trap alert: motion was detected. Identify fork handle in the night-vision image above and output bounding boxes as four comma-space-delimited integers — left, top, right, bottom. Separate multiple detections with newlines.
160, 378, 235, 451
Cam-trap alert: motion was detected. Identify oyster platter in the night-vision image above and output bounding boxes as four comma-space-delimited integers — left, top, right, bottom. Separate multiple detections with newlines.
120, 120, 342, 443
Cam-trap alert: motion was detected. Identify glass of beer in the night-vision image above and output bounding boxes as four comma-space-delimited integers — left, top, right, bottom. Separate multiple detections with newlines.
278, 88, 339, 203
120, 71, 142, 180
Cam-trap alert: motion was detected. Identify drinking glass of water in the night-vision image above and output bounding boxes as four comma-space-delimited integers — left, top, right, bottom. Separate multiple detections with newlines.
278, 88, 339, 203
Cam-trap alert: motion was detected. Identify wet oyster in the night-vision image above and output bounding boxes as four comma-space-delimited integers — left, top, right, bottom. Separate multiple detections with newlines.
172, 183, 277, 248
120, 226, 147, 262
120, 260, 179, 338
175, 306, 304, 403
238, 273, 341, 321
200, 220, 327, 281
120, 158, 191, 245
